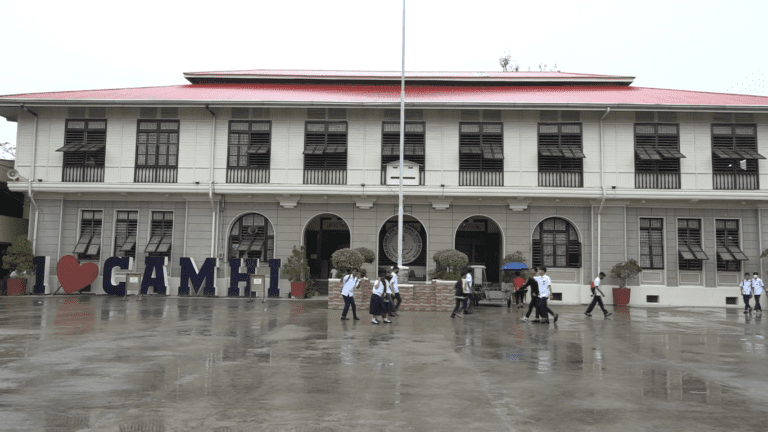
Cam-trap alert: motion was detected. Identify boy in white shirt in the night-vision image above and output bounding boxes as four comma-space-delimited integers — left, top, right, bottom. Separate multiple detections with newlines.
537, 267, 558, 324
340, 269, 360, 321
464, 267, 475, 314
390, 266, 401, 316
753, 272, 764, 315
740, 273, 753, 314
584, 272, 612, 317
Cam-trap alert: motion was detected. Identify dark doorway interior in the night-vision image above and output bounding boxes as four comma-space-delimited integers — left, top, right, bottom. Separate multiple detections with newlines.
304, 215, 350, 294
455, 217, 501, 283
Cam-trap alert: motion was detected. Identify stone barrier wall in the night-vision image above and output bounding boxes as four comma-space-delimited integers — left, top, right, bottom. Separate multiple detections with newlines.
328, 279, 457, 312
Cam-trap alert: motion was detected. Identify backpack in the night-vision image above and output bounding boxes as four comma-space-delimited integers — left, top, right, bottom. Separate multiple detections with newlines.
590, 281, 596, 294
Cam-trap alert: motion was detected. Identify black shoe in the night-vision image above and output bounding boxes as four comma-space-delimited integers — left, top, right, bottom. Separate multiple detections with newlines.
541, 320, 550, 324
554, 314, 559, 323
353, 317, 360, 321
341, 317, 349, 321
584, 312, 592, 317
463, 310, 473, 315
604, 312, 612, 317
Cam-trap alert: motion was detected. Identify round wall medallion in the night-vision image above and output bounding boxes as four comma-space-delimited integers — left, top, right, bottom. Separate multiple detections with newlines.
383, 225, 422, 264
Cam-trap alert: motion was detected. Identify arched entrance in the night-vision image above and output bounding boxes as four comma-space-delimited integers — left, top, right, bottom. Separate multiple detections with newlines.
303, 214, 350, 283
378, 215, 428, 281
228, 213, 274, 262
454, 216, 503, 283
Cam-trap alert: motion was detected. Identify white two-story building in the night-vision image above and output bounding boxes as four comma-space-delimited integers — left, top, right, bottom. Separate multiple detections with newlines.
2, 69, 768, 306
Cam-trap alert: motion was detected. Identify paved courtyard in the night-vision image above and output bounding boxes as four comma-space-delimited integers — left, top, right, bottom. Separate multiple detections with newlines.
1, 295, 767, 431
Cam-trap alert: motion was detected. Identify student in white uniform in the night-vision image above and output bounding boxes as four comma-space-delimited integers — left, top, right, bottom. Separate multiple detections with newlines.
740, 273, 753, 314
450, 269, 470, 318
753, 272, 764, 315
369, 270, 391, 324
464, 267, 475, 313
340, 269, 360, 321
390, 266, 401, 316
537, 267, 558, 324
584, 272, 612, 317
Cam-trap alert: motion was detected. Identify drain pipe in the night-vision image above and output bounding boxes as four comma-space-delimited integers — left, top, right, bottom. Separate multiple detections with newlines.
206, 105, 217, 259
22, 105, 39, 254
597, 107, 611, 275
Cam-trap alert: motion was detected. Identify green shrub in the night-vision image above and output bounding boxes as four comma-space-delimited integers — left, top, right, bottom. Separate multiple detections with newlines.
610, 259, 643, 289
2, 235, 34, 277
331, 248, 364, 275
283, 245, 310, 283
354, 247, 376, 264
430, 249, 468, 280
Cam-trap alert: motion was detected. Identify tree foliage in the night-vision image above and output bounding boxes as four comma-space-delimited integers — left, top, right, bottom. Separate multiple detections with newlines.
354, 247, 376, 264
283, 245, 310, 282
610, 259, 643, 289
331, 248, 364, 275
2, 235, 34, 276
0, 142, 15, 159
429, 249, 469, 280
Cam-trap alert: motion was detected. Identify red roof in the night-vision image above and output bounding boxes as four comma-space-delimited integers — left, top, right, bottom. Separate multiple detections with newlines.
2, 83, 768, 108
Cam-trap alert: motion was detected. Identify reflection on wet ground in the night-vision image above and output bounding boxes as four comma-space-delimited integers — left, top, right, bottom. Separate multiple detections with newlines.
1, 296, 767, 431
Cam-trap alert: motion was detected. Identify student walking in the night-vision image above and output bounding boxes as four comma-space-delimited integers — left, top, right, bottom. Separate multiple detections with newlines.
464, 267, 475, 313
753, 272, 763, 316
340, 269, 360, 321
537, 267, 558, 324
740, 273, 753, 314
390, 266, 402, 316
383, 271, 396, 318
584, 272, 612, 317
451, 269, 469, 318
513, 272, 526, 308
521, 267, 541, 322
370, 271, 391, 324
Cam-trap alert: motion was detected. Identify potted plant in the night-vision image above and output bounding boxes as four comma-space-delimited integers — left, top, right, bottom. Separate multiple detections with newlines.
2, 235, 35, 295
284, 245, 310, 299
354, 247, 375, 279
428, 249, 468, 281
610, 259, 642, 306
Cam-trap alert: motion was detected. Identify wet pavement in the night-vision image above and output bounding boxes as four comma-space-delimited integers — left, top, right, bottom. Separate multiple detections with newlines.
1, 296, 767, 432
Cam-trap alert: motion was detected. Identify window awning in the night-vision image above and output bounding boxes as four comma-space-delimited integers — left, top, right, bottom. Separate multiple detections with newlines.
679, 244, 709, 260
713, 149, 766, 159
73, 233, 92, 254
144, 235, 162, 253
539, 146, 585, 158
324, 144, 347, 154
482, 144, 504, 160
303, 145, 325, 155
120, 236, 136, 252
460, 146, 482, 154
56, 143, 85, 152
656, 149, 686, 159
246, 144, 270, 154
717, 244, 748, 261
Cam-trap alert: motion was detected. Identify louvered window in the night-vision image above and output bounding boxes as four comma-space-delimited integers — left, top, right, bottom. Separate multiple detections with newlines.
145, 211, 173, 258
58, 120, 106, 182
537, 123, 584, 187
635, 123, 683, 189
712, 124, 763, 190
716, 219, 746, 272
459, 122, 503, 186
227, 121, 271, 183
303, 121, 347, 184
639, 218, 664, 269
228, 213, 275, 261
136, 121, 179, 167
114, 211, 138, 259
74, 210, 103, 261
678, 219, 708, 270
381, 122, 425, 185
532, 217, 581, 268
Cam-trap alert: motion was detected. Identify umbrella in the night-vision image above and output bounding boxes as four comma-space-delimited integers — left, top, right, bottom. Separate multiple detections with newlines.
501, 262, 529, 271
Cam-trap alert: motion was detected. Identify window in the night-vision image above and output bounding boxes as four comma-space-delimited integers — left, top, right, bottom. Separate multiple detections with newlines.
640, 218, 664, 269
459, 123, 503, 186
228, 213, 274, 261
538, 123, 584, 187
74, 210, 103, 261
114, 211, 138, 259
145, 211, 173, 258
532, 217, 581, 268
716, 219, 747, 272
57, 119, 107, 182
227, 121, 271, 183
635, 123, 684, 189
135, 120, 179, 183
677, 219, 708, 270
381, 122, 425, 185
303, 121, 347, 184
712, 124, 764, 190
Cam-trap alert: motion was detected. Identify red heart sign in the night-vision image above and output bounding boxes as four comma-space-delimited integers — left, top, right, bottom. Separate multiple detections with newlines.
56, 255, 99, 294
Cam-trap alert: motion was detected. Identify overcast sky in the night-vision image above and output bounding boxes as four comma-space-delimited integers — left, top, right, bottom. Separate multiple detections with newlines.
1, 0, 766, 154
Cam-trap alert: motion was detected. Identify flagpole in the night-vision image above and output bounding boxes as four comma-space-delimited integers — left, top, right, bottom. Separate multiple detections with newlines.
397, 0, 405, 269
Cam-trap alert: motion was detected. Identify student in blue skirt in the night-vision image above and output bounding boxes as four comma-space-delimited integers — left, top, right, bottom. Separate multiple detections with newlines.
370, 270, 391, 324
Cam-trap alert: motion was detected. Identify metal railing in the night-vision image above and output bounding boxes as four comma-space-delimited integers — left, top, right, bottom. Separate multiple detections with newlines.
62, 166, 104, 182
713, 173, 758, 190
538, 171, 583, 188
459, 170, 503, 186
304, 169, 346, 185
227, 167, 270, 184
635, 172, 680, 189
134, 167, 177, 183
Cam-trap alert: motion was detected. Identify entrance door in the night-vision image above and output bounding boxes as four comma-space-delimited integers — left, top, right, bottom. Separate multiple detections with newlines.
455, 217, 501, 283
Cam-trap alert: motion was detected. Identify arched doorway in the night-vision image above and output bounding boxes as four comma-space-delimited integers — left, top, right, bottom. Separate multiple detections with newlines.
228, 213, 274, 262
303, 214, 350, 286
454, 216, 503, 283
378, 215, 428, 281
